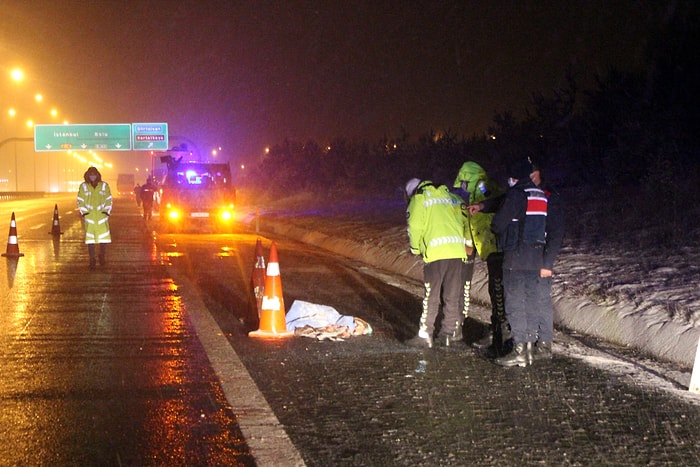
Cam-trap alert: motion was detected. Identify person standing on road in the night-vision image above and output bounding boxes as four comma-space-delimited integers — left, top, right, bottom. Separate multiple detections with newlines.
404, 178, 469, 348
528, 160, 564, 362
452, 161, 509, 355
76, 166, 113, 270
134, 183, 142, 207
473, 157, 563, 367
140, 177, 157, 220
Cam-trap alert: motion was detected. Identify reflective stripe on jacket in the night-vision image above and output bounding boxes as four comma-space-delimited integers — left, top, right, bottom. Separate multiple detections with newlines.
407, 181, 467, 263
77, 181, 113, 244
491, 179, 547, 271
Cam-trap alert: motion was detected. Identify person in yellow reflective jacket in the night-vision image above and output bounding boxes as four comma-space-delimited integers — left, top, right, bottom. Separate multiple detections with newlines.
453, 161, 509, 356
76, 166, 113, 269
404, 178, 468, 348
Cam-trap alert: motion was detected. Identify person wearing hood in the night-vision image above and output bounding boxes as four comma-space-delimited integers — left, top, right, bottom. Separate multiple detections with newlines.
404, 178, 469, 348
76, 166, 113, 269
478, 157, 563, 367
140, 176, 157, 220
453, 161, 508, 355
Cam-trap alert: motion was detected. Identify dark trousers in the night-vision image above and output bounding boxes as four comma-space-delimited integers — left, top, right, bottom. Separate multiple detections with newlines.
486, 252, 506, 330
421, 258, 465, 338
503, 269, 541, 344
87, 243, 106, 259
142, 201, 153, 220
533, 276, 554, 342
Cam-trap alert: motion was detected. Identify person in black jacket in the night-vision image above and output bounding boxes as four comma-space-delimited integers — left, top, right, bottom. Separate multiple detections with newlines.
140, 177, 157, 220
470, 157, 564, 367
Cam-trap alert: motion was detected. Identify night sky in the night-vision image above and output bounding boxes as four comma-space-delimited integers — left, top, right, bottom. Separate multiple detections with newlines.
1, 1, 659, 173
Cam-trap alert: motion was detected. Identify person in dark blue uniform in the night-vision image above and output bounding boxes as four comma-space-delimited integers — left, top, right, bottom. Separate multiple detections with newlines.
472, 157, 564, 367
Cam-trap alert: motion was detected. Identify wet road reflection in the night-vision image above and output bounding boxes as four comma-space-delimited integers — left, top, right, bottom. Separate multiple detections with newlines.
4, 197, 700, 465
0, 199, 255, 465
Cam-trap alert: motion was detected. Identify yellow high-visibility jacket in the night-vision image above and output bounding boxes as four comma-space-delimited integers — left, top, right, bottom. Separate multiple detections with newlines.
407, 181, 467, 263
77, 181, 113, 244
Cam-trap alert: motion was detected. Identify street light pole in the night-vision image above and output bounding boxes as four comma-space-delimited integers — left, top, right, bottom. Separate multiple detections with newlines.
14, 142, 18, 191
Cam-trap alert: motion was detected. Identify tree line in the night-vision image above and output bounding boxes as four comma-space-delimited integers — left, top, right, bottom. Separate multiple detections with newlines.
241, 1, 699, 242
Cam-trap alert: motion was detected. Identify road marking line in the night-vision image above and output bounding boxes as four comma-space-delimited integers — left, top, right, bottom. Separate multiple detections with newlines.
170, 269, 306, 466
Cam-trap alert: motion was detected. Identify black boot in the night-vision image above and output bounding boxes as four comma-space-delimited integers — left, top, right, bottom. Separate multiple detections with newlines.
532, 341, 552, 361
492, 323, 503, 351
472, 332, 492, 350
494, 342, 532, 367
89, 257, 96, 270
442, 326, 466, 348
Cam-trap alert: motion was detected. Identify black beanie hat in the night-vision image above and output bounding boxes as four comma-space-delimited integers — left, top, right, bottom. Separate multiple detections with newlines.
508, 157, 534, 180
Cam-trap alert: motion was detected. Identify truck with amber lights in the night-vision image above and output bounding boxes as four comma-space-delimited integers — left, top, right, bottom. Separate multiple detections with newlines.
157, 156, 236, 232
116, 173, 136, 198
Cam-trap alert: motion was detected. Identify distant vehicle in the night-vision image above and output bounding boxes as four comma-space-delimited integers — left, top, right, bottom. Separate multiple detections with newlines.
157, 156, 236, 232
116, 173, 136, 198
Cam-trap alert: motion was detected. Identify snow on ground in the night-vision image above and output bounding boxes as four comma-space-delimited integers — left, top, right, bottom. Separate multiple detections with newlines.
236, 189, 700, 396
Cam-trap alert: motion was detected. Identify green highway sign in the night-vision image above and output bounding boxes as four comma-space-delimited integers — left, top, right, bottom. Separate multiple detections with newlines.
132, 122, 169, 151
34, 124, 131, 152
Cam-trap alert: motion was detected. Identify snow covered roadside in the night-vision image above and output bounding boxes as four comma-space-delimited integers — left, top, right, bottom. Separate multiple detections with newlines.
235, 192, 700, 380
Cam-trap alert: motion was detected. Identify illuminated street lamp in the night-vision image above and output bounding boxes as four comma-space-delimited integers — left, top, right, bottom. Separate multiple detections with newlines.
10, 68, 24, 82
4, 68, 80, 191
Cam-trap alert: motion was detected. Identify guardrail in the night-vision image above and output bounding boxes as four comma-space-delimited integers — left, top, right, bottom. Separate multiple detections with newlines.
0, 192, 45, 201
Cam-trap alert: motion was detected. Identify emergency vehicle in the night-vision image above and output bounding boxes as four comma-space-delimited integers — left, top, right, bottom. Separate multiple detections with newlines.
157, 155, 236, 232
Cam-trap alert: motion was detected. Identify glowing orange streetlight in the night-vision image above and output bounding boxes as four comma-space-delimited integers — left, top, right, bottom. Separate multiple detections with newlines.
10, 68, 24, 83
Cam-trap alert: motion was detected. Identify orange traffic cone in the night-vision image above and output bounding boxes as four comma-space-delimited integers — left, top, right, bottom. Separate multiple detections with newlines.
48, 204, 63, 236
249, 242, 293, 338
251, 238, 266, 317
2, 212, 24, 258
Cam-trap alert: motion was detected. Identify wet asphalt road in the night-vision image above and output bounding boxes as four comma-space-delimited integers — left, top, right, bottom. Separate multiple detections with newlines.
165, 220, 700, 466
2, 197, 700, 466
0, 197, 254, 466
